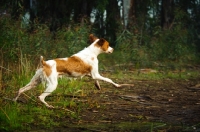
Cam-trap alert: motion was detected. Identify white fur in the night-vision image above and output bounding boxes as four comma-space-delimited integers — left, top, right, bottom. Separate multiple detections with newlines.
14, 38, 123, 108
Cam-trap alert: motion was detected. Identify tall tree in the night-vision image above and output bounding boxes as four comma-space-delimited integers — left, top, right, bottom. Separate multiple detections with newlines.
105, 0, 121, 45
161, 0, 174, 29
73, 0, 94, 24
128, 0, 137, 26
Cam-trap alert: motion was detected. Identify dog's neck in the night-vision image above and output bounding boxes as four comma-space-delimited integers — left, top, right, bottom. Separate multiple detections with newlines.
87, 39, 103, 56
74, 39, 106, 60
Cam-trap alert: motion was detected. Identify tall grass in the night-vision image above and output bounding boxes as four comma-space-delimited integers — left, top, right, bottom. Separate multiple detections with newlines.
0, 16, 200, 131
115, 24, 200, 70
0, 18, 93, 131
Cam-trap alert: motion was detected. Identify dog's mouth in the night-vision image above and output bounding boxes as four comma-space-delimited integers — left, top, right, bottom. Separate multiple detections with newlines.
107, 48, 114, 54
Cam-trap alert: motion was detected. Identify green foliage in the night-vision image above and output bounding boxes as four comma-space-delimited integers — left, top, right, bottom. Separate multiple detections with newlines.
0, 72, 86, 131
149, 8, 198, 64
0, 104, 20, 131
115, 10, 199, 68
0, 1, 200, 131
95, 0, 108, 13
0, 17, 91, 64
115, 30, 139, 63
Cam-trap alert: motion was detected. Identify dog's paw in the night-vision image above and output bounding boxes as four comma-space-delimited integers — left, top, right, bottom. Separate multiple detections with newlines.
13, 98, 17, 102
117, 84, 134, 88
114, 84, 121, 88
46, 104, 55, 109
95, 81, 101, 90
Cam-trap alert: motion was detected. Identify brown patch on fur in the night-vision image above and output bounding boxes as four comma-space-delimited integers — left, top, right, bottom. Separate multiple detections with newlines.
41, 57, 52, 77
91, 57, 94, 60
89, 34, 99, 43
95, 38, 109, 51
55, 56, 92, 75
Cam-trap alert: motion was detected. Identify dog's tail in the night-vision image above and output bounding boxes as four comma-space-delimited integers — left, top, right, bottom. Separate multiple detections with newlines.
39, 56, 52, 78
40, 56, 46, 67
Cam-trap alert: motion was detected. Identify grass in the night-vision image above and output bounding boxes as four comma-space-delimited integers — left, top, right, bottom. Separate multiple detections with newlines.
0, 67, 85, 131
0, 18, 200, 131
0, 48, 200, 131
1, 61, 199, 131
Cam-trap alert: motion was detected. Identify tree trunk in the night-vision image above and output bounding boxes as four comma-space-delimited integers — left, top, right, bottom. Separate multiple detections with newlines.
161, 0, 174, 29
74, 0, 93, 24
128, 0, 136, 28
123, 0, 130, 29
106, 0, 121, 46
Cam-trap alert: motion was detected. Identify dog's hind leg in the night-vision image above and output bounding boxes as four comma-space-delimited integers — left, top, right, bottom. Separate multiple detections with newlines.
13, 69, 42, 101
38, 75, 58, 108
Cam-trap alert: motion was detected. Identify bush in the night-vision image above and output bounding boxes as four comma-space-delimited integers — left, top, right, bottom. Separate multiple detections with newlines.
0, 17, 92, 90
0, 17, 92, 63
115, 22, 199, 68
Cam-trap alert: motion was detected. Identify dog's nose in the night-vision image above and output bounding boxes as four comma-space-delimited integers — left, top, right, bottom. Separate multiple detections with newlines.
108, 47, 114, 53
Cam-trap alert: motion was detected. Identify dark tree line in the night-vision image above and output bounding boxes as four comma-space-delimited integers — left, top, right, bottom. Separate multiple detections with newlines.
0, 0, 200, 47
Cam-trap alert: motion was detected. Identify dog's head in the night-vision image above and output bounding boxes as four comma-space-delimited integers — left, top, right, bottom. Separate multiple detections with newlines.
89, 34, 113, 54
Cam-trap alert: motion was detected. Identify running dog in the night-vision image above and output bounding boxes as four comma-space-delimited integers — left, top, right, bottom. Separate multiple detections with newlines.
14, 34, 134, 108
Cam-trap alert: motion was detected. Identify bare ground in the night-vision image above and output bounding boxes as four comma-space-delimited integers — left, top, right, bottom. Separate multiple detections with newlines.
10, 70, 200, 132
59, 76, 200, 132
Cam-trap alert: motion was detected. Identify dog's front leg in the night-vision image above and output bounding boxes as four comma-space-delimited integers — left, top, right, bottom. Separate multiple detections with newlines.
91, 73, 121, 88
95, 80, 101, 90
91, 68, 134, 88
86, 74, 101, 90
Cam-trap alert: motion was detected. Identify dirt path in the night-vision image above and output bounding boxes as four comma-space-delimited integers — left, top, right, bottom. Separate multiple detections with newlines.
65, 78, 200, 131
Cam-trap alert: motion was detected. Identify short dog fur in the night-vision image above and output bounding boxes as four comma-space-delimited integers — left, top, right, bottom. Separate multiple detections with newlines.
14, 34, 133, 108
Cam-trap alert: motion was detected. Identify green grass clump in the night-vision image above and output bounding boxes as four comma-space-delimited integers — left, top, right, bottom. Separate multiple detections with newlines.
0, 103, 32, 131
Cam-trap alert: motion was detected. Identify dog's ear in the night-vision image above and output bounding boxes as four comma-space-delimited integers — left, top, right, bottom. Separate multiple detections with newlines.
97, 38, 105, 46
96, 38, 110, 51
89, 34, 99, 43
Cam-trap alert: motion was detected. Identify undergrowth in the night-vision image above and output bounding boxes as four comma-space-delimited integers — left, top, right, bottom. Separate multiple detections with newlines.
0, 17, 200, 131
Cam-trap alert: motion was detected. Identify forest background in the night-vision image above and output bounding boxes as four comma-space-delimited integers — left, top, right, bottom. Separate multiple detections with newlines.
0, 0, 200, 89
0, 0, 200, 131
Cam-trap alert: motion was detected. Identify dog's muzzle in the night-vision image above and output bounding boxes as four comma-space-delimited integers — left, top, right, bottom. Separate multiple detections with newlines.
106, 47, 113, 53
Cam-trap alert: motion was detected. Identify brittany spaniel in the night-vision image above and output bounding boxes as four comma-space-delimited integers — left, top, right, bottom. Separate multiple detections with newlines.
14, 34, 133, 108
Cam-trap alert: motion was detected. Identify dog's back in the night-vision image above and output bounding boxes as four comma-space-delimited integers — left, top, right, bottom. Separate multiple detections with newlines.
14, 34, 133, 108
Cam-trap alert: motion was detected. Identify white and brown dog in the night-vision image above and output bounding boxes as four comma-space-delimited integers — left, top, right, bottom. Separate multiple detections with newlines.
14, 34, 133, 108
